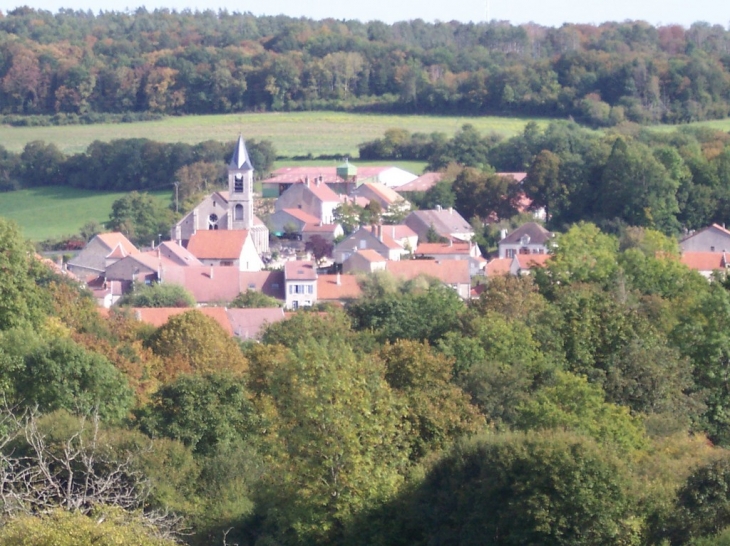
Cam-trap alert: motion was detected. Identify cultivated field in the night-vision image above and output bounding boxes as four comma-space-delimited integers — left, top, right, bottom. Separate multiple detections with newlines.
0, 187, 169, 241
0, 112, 551, 156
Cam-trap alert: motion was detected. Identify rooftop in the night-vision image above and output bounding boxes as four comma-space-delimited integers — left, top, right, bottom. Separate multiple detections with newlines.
386, 259, 470, 285
284, 260, 318, 281
500, 222, 552, 246
187, 230, 250, 260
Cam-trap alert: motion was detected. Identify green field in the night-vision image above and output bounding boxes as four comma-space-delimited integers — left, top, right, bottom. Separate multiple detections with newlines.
0, 186, 169, 241
0, 112, 551, 156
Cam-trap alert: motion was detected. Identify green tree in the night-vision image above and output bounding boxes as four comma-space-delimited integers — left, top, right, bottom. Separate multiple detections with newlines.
118, 282, 196, 308
525, 149, 563, 223
137, 372, 258, 455
107, 191, 174, 247
382, 431, 638, 546
254, 339, 408, 544
149, 311, 248, 380
230, 290, 282, 308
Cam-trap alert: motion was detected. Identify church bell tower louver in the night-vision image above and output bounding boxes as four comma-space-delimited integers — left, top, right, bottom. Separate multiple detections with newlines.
228, 134, 254, 230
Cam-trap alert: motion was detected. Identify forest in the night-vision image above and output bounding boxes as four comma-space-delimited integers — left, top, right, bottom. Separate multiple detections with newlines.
0, 8, 730, 125
7, 216, 730, 544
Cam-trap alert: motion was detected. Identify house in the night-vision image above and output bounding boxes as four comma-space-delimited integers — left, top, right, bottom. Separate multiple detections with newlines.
414, 240, 485, 276
301, 222, 344, 244
386, 224, 419, 252
333, 225, 406, 264
680, 252, 730, 278
396, 172, 444, 194
353, 182, 410, 211
159, 267, 285, 305
485, 257, 513, 277
284, 260, 317, 310
186, 230, 263, 271
171, 135, 270, 254
510, 253, 551, 275
88, 277, 125, 308
67, 232, 138, 278
404, 207, 474, 243
680, 224, 730, 253
260, 163, 418, 197
385, 260, 472, 300
317, 274, 363, 305
342, 249, 388, 274
274, 178, 341, 225
104, 241, 202, 284
498, 222, 552, 259
268, 208, 322, 238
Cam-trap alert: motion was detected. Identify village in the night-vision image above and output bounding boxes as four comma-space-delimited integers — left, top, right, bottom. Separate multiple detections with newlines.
60, 135, 730, 341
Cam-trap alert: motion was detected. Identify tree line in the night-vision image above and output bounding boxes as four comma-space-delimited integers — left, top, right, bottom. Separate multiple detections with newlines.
7, 215, 730, 543
1, 8, 730, 124
0, 137, 275, 193
367, 122, 730, 235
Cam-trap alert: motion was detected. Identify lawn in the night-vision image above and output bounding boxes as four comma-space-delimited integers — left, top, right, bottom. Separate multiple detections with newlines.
0, 112, 550, 156
0, 186, 169, 241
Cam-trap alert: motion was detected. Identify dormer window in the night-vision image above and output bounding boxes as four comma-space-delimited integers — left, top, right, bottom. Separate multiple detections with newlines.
234, 174, 244, 193
520, 235, 531, 245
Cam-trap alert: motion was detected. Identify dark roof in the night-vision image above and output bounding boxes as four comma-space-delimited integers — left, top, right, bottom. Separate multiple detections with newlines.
229, 134, 254, 171
500, 222, 552, 245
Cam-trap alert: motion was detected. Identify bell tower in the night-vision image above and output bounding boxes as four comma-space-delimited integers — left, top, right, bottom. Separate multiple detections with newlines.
228, 134, 254, 230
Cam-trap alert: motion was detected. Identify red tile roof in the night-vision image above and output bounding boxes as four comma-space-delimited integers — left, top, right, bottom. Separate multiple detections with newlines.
160, 267, 284, 304
132, 307, 233, 335
486, 258, 512, 276
680, 252, 728, 271
352, 249, 387, 263
187, 230, 249, 260
396, 172, 443, 193
386, 259, 470, 284
317, 274, 363, 301
305, 181, 341, 203
340, 195, 370, 207
303, 223, 340, 233
285, 260, 318, 281
281, 208, 321, 225
516, 254, 551, 269
226, 308, 286, 339
96, 233, 138, 255
415, 242, 473, 255
358, 182, 403, 206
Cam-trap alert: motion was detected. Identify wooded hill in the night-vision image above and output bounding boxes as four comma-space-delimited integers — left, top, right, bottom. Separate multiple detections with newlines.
1, 8, 729, 125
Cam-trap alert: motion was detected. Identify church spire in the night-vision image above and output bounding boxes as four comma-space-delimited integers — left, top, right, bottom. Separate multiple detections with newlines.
229, 134, 254, 171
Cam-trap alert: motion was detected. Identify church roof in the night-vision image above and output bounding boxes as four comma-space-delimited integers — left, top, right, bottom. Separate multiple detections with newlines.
229, 134, 254, 171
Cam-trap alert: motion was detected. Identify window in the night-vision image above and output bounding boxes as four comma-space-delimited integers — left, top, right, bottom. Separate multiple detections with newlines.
208, 213, 218, 230
234, 174, 244, 193
235, 204, 244, 221
506, 249, 516, 258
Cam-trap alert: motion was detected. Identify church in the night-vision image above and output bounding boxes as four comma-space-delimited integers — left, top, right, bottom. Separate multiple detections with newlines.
171, 135, 270, 254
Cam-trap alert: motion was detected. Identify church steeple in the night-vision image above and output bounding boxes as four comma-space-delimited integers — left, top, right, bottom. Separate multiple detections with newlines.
229, 134, 254, 171
228, 134, 254, 230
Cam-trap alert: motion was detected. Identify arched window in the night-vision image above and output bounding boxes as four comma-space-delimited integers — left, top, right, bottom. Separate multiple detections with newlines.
234, 174, 244, 193
208, 213, 218, 230
235, 204, 244, 221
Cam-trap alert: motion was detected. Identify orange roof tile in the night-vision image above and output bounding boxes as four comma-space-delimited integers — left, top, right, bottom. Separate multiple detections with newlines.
415, 242, 473, 255
516, 254, 551, 269
282, 208, 321, 224
96, 232, 138, 255
317, 274, 363, 301
187, 230, 249, 260
386, 259, 470, 284
352, 249, 387, 263
396, 172, 443, 193
680, 252, 728, 271
486, 258, 512, 276
226, 308, 286, 339
132, 307, 233, 335
358, 182, 403, 206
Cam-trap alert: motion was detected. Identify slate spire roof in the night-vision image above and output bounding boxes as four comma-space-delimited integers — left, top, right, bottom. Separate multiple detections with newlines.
229, 134, 254, 171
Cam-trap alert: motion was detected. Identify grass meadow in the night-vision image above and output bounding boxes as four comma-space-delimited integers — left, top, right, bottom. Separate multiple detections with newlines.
0, 112, 550, 156
0, 186, 169, 241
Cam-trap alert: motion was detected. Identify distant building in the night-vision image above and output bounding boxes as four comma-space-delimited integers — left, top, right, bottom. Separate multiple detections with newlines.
284, 260, 318, 310
171, 135, 269, 254
67, 232, 139, 279
680, 224, 730, 253
405, 207, 474, 243
498, 222, 552, 259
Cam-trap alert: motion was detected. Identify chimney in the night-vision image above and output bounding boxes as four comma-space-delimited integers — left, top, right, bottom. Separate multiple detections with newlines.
316, 177, 321, 186
449, 207, 453, 215
336, 272, 341, 285
500, 229, 508, 240
449, 238, 453, 247
391, 226, 395, 239
210, 266, 214, 279
377, 224, 383, 242
436, 205, 442, 211
305, 176, 310, 187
